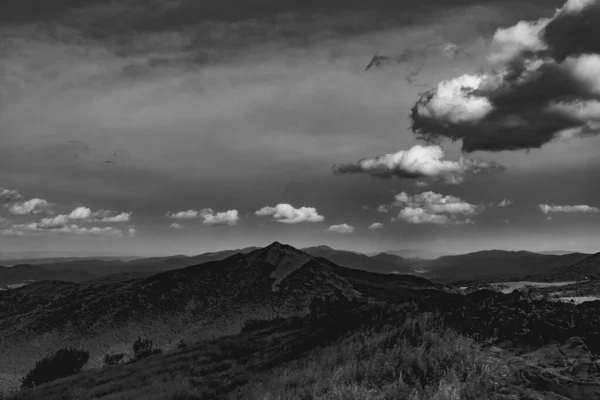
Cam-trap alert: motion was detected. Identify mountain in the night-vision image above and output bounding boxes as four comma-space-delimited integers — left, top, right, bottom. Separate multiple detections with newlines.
421, 250, 590, 282
302, 246, 413, 274
0, 264, 95, 285
381, 248, 449, 260
537, 250, 587, 256
370, 252, 415, 273
550, 252, 600, 280
0, 247, 261, 285
0, 242, 444, 389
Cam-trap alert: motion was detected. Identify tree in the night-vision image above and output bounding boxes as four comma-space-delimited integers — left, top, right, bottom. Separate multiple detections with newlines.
132, 337, 160, 360
21, 348, 89, 388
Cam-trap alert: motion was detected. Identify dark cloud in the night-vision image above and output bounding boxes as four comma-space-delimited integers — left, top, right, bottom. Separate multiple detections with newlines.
411, 0, 600, 152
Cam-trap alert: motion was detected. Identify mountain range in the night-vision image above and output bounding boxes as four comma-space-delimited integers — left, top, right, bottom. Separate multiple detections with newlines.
1, 246, 594, 286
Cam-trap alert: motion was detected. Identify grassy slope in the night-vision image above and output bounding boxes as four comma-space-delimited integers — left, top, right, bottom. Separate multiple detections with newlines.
5, 308, 496, 400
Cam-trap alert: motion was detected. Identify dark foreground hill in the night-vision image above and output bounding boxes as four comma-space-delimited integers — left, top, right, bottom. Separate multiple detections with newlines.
0, 242, 445, 393
6, 290, 600, 400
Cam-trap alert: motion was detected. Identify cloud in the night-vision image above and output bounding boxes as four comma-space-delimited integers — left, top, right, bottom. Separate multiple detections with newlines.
333, 145, 503, 184
497, 199, 514, 207
166, 210, 199, 219
539, 203, 600, 214
7, 222, 124, 237
255, 203, 324, 224
368, 222, 384, 230
101, 212, 132, 223
391, 191, 482, 224
0, 188, 23, 202
68, 207, 93, 220
200, 209, 239, 226
411, 0, 600, 152
170, 222, 183, 229
377, 205, 390, 213
326, 223, 355, 233
128, 227, 137, 237
7, 198, 51, 215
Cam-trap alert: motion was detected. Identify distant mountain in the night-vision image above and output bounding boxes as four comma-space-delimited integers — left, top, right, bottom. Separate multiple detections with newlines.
381, 249, 449, 260
302, 246, 413, 274
550, 252, 600, 280
537, 250, 587, 256
0, 247, 260, 285
421, 250, 590, 282
0, 264, 95, 285
0, 256, 142, 266
0, 242, 444, 384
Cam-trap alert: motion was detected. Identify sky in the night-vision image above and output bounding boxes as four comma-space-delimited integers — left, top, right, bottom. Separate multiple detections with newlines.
1, 0, 599, 257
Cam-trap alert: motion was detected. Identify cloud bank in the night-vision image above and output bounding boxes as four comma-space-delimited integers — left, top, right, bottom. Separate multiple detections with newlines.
411, 0, 600, 152
333, 145, 503, 184
539, 203, 600, 213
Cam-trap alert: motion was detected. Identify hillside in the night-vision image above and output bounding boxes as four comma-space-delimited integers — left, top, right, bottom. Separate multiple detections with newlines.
421, 250, 590, 282
551, 251, 600, 280
7, 291, 600, 400
0, 242, 444, 393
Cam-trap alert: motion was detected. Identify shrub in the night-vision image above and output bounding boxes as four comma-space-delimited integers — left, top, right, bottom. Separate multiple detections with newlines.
104, 352, 126, 366
132, 337, 161, 360
241, 317, 286, 333
21, 348, 90, 388
177, 339, 188, 349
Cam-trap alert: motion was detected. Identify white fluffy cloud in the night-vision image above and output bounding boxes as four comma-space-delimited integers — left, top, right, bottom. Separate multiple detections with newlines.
334, 145, 503, 184
368, 222, 384, 230
68, 207, 93, 220
166, 210, 199, 219
326, 223, 355, 233
200, 209, 239, 226
7, 198, 51, 215
392, 191, 481, 225
101, 212, 132, 223
6, 222, 124, 237
0, 188, 23, 201
497, 199, 514, 207
170, 222, 183, 229
255, 203, 324, 224
165, 208, 239, 225
539, 204, 600, 214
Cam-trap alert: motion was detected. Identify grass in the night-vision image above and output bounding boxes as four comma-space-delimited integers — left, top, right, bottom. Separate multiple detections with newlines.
233, 314, 493, 400
6, 305, 497, 400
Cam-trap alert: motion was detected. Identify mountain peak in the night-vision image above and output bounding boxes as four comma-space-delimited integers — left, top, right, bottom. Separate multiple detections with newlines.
250, 243, 312, 291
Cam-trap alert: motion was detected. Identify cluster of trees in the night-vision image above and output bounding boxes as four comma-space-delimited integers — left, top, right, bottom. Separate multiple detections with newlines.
21, 337, 162, 389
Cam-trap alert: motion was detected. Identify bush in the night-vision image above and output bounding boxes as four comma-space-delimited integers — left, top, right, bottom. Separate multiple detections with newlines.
104, 352, 126, 366
177, 339, 188, 349
241, 317, 286, 333
132, 337, 161, 360
21, 348, 90, 388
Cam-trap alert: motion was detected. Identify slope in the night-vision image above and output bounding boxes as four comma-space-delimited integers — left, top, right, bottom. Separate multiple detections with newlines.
0, 242, 442, 392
